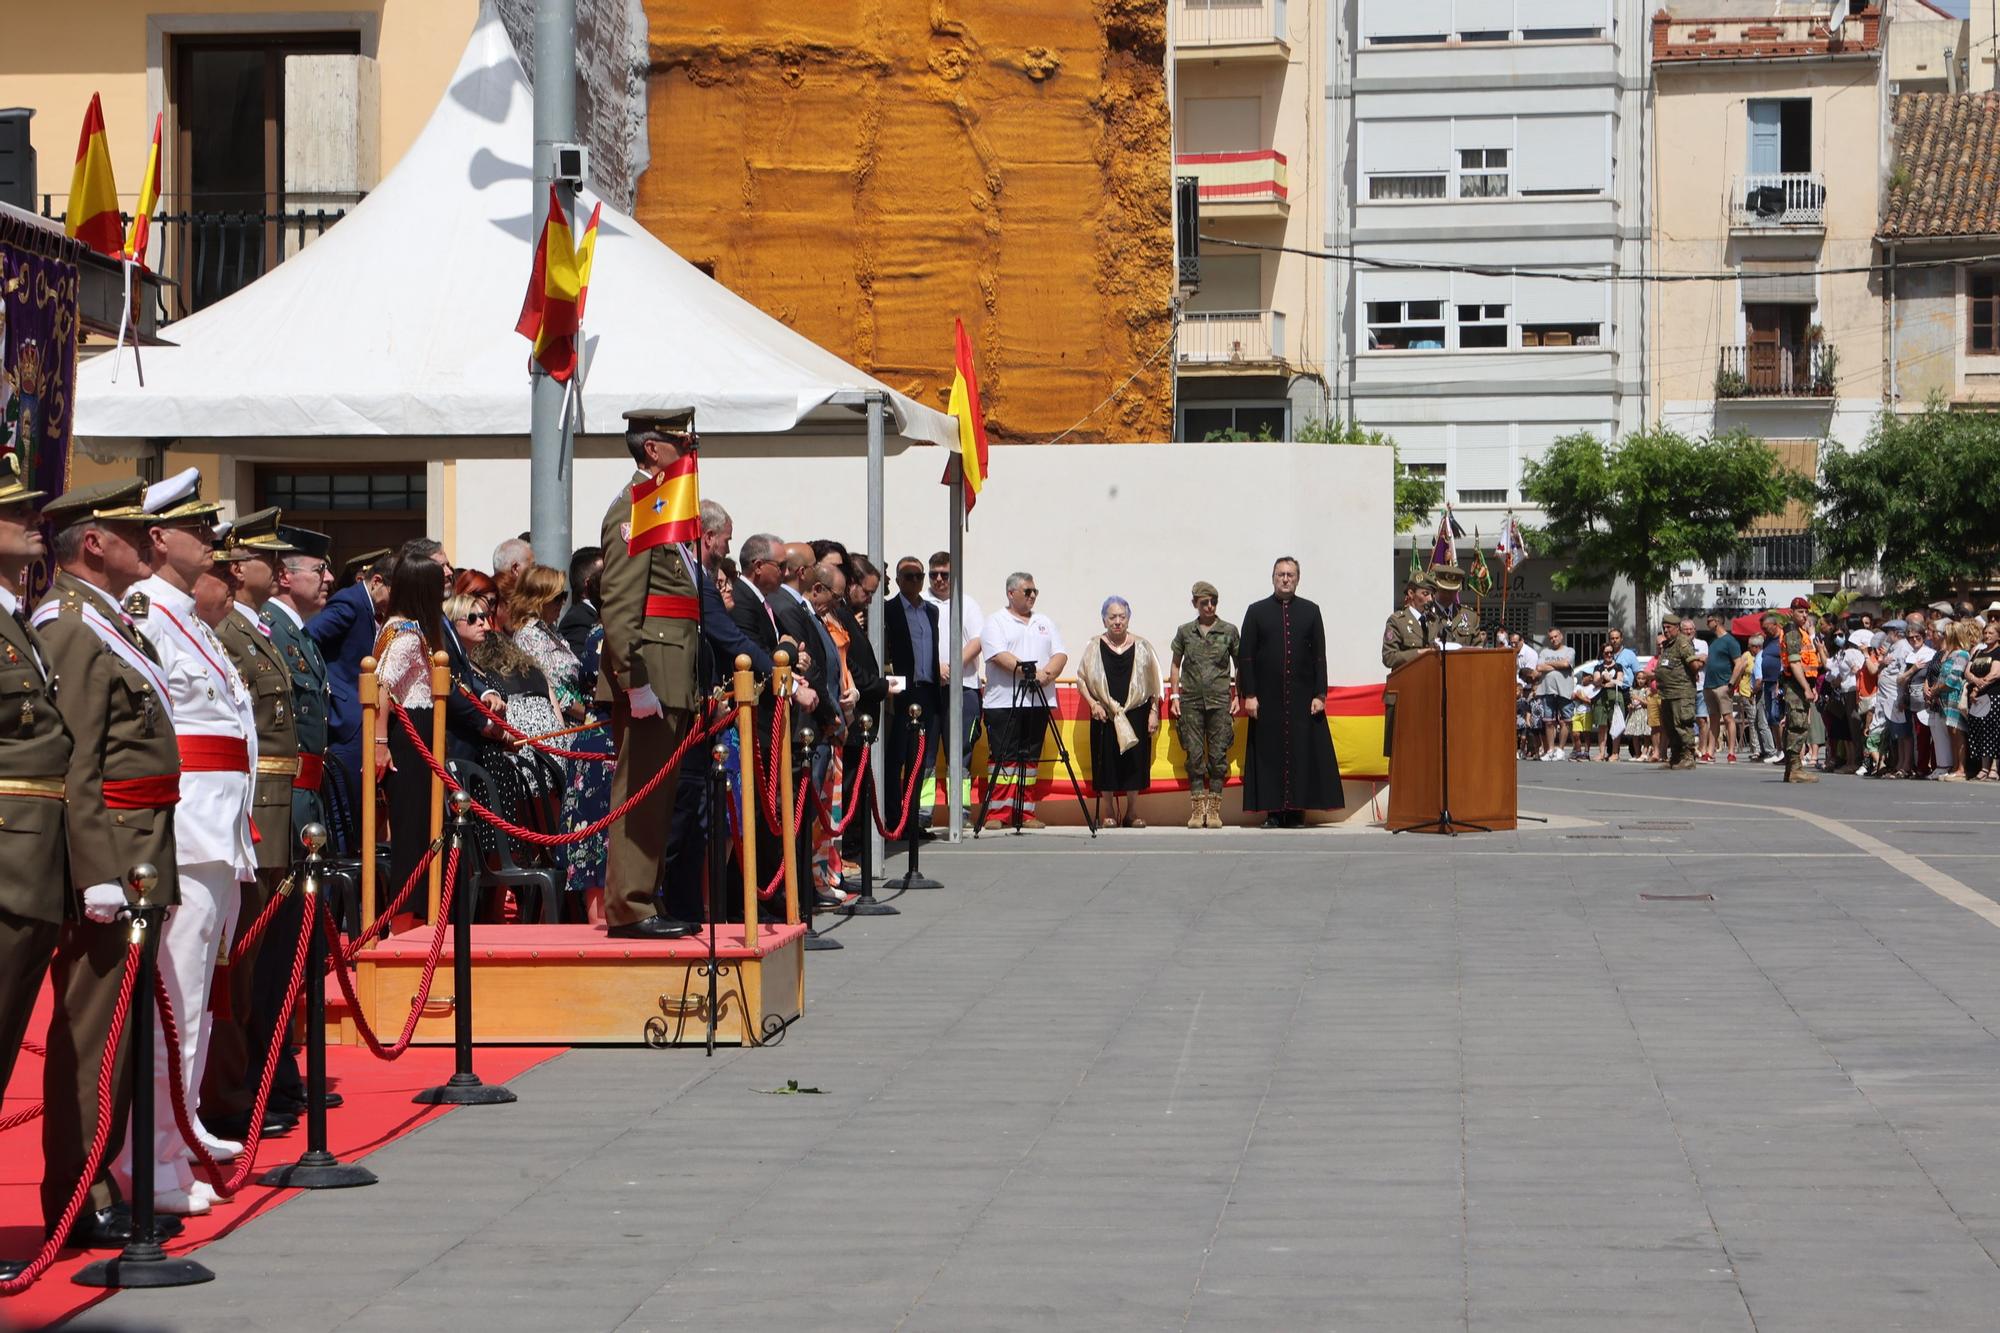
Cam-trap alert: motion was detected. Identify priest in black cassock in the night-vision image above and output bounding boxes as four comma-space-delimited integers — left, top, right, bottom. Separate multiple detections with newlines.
1238, 557, 1342, 827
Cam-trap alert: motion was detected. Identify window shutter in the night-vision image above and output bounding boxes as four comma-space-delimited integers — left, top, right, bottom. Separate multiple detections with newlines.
1515, 115, 1606, 193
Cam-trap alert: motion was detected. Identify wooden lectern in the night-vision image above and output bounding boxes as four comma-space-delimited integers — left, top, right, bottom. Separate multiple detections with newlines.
1384, 647, 1518, 833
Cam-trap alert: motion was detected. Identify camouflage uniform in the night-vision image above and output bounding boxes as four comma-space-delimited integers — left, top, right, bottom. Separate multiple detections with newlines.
1655, 629, 1701, 767
1780, 623, 1817, 779
1170, 617, 1240, 795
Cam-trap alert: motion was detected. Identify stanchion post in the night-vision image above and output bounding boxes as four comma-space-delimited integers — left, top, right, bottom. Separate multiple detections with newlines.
260, 825, 376, 1189
425, 650, 451, 926
359, 655, 379, 944
775, 652, 800, 928
733, 656, 759, 950
897, 702, 943, 891
73, 864, 215, 1290
414, 791, 517, 1107
844, 715, 896, 916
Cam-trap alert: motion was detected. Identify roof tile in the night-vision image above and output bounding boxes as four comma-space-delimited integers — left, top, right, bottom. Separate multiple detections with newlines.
1881, 93, 2000, 240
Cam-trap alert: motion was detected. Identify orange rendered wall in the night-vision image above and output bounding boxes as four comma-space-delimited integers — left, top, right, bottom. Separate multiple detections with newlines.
636, 0, 1172, 442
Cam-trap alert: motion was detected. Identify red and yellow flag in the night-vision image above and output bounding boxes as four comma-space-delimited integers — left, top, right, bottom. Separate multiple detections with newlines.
627, 454, 701, 555
945, 317, 988, 513
574, 201, 602, 323
514, 185, 582, 381
66, 93, 123, 258
125, 113, 162, 266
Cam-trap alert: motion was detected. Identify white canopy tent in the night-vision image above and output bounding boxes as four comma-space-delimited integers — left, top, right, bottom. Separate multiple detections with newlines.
73, 5, 957, 450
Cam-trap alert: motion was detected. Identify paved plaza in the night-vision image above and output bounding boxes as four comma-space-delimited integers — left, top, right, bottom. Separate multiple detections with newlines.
76, 764, 2000, 1331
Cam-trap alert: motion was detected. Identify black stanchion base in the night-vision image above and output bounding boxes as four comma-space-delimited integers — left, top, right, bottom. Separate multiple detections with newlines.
259, 1150, 378, 1189
802, 929, 844, 951
893, 873, 944, 891
842, 897, 900, 917
72, 1247, 215, 1289
413, 1074, 517, 1106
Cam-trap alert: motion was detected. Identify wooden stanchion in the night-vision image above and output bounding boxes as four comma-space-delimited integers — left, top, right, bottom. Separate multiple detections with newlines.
359, 655, 379, 943
426, 649, 450, 925
733, 655, 759, 949
774, 652, 799, 927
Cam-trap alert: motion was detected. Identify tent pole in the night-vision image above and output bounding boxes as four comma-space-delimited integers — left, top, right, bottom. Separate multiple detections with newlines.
867, 390, 887, 881
529, 0, 577, 564
948, 466, 965, 843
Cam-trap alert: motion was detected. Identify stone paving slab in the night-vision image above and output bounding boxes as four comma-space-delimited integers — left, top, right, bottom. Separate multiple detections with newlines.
72, 762, 2000, 1331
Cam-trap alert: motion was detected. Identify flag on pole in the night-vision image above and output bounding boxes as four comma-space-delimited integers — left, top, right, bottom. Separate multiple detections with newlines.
1501, 515, 1530, 571
944, 317, 989, 514
627, 454, 701, 554
574, 201, 602, 323
1429, 507, 1455, 567
1407, 538, 1423, 583
1469, 532, 1494, 597
65, 94, 123, 257
515, 186, 583, 381
124, 113, 162, 265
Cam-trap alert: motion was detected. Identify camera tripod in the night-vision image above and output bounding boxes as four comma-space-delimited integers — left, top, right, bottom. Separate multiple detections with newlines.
972, 665, 1097, 837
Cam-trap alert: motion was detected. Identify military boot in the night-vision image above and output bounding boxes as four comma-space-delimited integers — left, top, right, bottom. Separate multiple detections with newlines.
1787, 758, 1818, 783
1187, 796, 1205, 829
1204, 793, 1224, 829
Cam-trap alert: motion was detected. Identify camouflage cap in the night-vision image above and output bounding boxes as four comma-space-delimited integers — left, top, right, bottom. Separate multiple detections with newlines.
1191, 580, 1219, 602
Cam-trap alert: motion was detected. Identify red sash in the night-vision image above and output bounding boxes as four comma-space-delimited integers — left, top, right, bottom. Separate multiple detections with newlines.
178, 735, 251, 772
643, 594, 699, 621
103, 775, 180, 809
294, 753, 325, 790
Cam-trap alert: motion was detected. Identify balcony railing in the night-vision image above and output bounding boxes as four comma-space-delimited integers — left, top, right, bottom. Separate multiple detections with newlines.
1716, 342, 1837, 398
1179, 310, 1286, 365
1175, 150, 1289, 208
1732, 172, 1826, 227
1176, 0, 1287, 51
1710, 532, 1818, 581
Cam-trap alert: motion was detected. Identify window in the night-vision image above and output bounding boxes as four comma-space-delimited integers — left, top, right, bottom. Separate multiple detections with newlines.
1520, 324, 1601, 347
1367, 300, 1447, 350
1406, 462, 1447, 478
1457, 489, 1507, 504
1457, 148, 1509, 198
263, 470, 425, 512
1746, 99, 1812, 176
1971, 272, 2000, 354
1368, 33, 1447, 44
1179, 403, 1290, 443
1457, 303, 1509, 348
1369, 174, 1446, 200
1459, 29, 1508, 41
1522, 27, 1603, 39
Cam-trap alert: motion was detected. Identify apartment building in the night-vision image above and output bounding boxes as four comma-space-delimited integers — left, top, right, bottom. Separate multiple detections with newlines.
1650, 1, 1887, 611
1170, 0, 1334, 440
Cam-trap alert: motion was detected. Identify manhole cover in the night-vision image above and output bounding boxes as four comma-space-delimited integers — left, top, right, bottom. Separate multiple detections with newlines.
1640, 893, 1714, 902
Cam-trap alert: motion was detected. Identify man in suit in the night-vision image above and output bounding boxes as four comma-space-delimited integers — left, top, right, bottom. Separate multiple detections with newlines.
309, 549, 392, 852
836, 556, 887, 865
30, 477, 186, 1251
883, 555, 943, 838
773, 543, 839, 735
727, 532, 815, 923
558, 545, 602, 660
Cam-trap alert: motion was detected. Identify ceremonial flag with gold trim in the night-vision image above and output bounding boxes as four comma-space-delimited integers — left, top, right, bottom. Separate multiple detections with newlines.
944, 317, 988, 513
66, 94, 122, 258
514, 185, 582, 381
1469, 531, 1494, 597
125, 113, 162, 266
627, 454, 700, 554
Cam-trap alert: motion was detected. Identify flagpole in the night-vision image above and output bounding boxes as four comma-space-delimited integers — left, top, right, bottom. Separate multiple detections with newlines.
948, 460, 965, 844
109, 257, 133, 385
866, 390, 888, 879
529, 0, 578, 564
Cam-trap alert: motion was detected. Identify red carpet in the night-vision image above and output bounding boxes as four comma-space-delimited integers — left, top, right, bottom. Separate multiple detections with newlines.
1, 984, 561, 1329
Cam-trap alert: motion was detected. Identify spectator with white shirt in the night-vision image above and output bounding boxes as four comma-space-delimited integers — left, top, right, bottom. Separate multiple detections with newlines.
981, 573, 1068, 829
921, 550, 983, 816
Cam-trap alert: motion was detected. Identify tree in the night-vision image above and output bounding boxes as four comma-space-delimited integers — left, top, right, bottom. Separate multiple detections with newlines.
1519, 426, 1809, 642
1293, 418, 1444, 533
1814, 402, 2000, 600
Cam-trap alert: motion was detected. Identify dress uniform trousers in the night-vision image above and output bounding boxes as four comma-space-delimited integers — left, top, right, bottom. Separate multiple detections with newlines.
605, 698, 689, 927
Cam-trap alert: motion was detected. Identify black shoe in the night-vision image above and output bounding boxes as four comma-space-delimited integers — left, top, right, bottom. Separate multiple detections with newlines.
63, 1203, 185, 1249
606, 915, 698, 940
1260, 814, 1286, 829
208, 1109, 299, 1140
0, 1259, 25, 1281
321, 1091, 344, 1109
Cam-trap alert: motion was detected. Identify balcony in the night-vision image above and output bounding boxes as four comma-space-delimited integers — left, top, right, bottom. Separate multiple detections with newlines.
1175, 0, 1288, 59
1652, 9, 1880, 62
1176, 150, 1289, 220
1716, 342, 1837, 399
1178, 310, 1287, 370
1731, 173, 1826, 229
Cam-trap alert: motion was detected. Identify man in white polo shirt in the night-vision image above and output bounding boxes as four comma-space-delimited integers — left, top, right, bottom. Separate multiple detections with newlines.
981, 572, 1067, 830
921, 550, 983, 817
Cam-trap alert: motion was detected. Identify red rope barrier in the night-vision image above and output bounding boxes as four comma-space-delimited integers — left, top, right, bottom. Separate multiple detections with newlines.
756, 779, 812, 902
20, 1039, 44, 1057
872, 734, 927, 842
455, 685, 613, 761
757, 702, 784, 833
821, 743, 868, 837
155, 889, 315, 1197
0, 930, 140, 1294
0, 1100, 43, 1132
228, 874, 295, 966
390, 702, 732, 847
343, 838, 442, 962
318, 842, 459, 1061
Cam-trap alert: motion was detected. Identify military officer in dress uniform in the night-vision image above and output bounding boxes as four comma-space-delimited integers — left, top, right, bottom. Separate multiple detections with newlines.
203, 508, 305, 1139
1382, 573, 1437, 671
30, 477, 185, 1252
598, 409, 702, 939
1429, 563, 1480, 647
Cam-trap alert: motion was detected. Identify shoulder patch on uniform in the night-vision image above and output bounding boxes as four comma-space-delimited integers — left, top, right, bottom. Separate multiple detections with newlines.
122, 591, 151, 619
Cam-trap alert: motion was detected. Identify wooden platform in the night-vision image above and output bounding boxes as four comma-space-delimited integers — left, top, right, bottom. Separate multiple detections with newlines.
327, 922, 808, 1047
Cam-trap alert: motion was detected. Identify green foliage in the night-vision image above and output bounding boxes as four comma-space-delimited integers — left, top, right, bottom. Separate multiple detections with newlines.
1520, 426, 1811, 638
1293, 417, 1444, 533
1715, 368, 1749, 400
1814, 401, 2000, 599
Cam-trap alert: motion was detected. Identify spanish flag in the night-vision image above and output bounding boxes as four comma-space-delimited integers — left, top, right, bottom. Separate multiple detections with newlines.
628, 454, 701, 555
945, 317, 988, 513
66, 93, 123, 258
125, 113, 162, 266
574, 201, 602, 322
514, 185, 582, 381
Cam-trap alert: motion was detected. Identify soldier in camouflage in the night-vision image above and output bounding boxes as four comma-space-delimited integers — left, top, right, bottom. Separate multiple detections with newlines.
1169, 581, 1240, 829
1654, 618, 1702, 769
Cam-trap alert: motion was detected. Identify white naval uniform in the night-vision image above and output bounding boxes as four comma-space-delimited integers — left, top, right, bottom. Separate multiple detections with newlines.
120, 576, 260, 1197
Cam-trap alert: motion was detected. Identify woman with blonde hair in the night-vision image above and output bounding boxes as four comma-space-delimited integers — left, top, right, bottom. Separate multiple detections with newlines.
1078, 595, 1162, 829
1930, 618, 1980, 780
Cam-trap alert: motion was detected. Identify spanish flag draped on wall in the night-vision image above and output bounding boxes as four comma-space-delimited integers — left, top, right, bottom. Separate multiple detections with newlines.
514, 186, 582, 381
945, 317, 989, 512
66, 94, 123, 258
627, 454, 701, 555
124, 113, 162, 265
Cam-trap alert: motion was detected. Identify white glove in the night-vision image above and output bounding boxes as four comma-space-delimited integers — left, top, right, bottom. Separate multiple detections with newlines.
82, 883, 127, 924
627, 684, 663, 719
